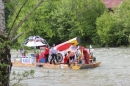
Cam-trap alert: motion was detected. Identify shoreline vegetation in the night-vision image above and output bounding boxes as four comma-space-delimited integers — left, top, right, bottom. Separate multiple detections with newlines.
11, 44, 130, 52
5, 0, 130, 48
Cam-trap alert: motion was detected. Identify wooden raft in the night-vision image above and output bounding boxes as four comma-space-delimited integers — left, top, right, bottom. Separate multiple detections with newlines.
12, 61, 69, 69
12, 61, 101, 69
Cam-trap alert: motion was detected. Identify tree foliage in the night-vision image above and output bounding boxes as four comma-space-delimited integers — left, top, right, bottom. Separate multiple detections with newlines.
6, 0, 107, 46
96, 0, 130, 47
5, 0, 130, 49
41, 0, 107, 45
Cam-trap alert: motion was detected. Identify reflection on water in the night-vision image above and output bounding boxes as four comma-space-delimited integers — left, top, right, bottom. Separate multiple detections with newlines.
11, 48, 130, 86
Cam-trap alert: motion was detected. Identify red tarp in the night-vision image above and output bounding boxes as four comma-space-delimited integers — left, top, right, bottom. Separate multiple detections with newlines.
56, 43, 72, 51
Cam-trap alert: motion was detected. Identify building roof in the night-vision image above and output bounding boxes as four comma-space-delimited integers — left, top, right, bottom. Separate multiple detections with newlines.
103, 0, 121, 8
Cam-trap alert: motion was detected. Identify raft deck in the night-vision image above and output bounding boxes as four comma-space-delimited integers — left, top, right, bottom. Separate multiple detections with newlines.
12, 61, 101, 69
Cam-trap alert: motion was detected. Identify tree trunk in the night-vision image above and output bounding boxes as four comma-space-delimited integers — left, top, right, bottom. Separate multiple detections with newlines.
0, 0, 5, 35
0, 0, 12, 86
0, 0, 44, 85
0, 46, 12, 86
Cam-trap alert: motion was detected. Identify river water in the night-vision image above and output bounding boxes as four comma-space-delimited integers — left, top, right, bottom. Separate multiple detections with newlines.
10, 48, 130, 86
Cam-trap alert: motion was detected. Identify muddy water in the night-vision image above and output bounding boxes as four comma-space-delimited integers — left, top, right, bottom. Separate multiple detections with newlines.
11, 48, 130, 86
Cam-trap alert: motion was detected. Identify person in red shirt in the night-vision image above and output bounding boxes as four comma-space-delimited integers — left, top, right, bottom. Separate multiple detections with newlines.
44, 46, 49, 63
81, 46, 90, 64
64, 54, 68, 63
39, 51, 45, 63
64, 53, 70, 66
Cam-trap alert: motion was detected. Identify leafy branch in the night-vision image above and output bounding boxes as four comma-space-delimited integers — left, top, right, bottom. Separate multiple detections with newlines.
9, 0, 44, 43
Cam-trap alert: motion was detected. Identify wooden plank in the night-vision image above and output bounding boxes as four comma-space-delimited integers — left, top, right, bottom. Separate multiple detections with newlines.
12, 61, 36, 67
80, 64, 94, 69
80, 62, 101, 69
71, 62, 101, 69
12, 61, 101, 69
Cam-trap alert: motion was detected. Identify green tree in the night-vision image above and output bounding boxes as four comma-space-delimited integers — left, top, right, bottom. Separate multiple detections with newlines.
41, 0, 107, 45
43, 0, 79, 43
0, 0, 44, 85
6, 0, 107, 46
75, 0, 107, 44
96, 0, 130, 47
113, 0, 130, 46
96, 11, 117, 46
6, 0, 54, 45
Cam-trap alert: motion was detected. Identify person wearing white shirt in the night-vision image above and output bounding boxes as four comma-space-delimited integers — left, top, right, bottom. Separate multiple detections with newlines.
50, 45, 58, 65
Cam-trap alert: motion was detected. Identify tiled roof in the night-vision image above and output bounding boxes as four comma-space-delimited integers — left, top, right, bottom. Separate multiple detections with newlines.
103, 0, 121, 8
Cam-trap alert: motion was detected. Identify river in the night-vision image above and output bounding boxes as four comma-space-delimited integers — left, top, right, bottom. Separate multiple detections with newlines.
10, 48, 130, 86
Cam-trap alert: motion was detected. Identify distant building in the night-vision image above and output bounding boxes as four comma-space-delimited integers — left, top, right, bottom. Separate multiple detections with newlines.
103, 0, 122, 11
102, 0, 123, 12
103, 0, 121, 8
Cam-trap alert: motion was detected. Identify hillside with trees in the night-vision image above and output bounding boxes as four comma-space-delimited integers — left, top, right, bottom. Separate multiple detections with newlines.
5, 0, 130, 47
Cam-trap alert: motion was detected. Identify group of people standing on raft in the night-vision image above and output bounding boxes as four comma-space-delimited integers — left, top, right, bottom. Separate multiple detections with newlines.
63, 46, 96, 66
35, 44, 96, 66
